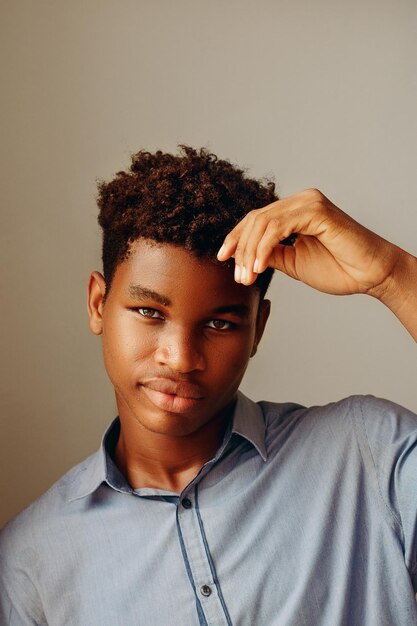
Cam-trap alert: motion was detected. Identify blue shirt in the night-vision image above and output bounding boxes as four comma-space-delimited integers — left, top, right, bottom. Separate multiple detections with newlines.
1, 392, 417, 625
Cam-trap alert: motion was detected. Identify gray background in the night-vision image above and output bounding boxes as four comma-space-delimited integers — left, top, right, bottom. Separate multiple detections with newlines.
1, 0, 416, 528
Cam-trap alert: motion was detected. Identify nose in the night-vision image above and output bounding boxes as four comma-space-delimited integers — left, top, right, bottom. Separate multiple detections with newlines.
154, 327, 206, 373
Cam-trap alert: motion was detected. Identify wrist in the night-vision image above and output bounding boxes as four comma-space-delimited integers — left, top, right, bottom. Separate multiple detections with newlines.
369, 247, 417, 308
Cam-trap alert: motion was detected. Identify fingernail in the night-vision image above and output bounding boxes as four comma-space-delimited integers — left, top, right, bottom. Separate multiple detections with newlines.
235, 265, 241, 282
217, 244, 226, 259
241, 267, 247, 283
253, 258, 259, 273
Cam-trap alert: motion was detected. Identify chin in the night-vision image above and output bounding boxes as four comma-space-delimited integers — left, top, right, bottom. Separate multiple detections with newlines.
139, 413, 207, 438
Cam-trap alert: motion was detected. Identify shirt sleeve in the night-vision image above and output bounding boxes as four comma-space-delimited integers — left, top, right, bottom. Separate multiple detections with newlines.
0, 532, 45, 625
354, 395, 417, 586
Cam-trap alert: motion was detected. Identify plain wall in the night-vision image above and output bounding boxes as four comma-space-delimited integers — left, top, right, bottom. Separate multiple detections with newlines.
1, 0, 416, 528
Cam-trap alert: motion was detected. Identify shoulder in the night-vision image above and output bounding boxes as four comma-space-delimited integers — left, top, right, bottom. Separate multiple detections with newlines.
260, 393, 417, 427
0, 451, 97, 565
259, 394, 417, 452
350, 394, 417, 441
258, 394, 357, 434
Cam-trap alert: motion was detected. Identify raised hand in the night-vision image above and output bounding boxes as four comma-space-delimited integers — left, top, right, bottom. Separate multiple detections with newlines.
217, 188, 417, 340
217, 188, 400, 298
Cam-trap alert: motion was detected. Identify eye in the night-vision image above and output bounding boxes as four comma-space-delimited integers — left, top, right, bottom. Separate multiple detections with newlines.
137, 307, 164, 319
206, 319, 234, 331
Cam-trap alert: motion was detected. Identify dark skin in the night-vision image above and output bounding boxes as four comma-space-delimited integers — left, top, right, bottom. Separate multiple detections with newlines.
218, 188, 417, 340
87, 239, 270, 493
88, 190, 417, 492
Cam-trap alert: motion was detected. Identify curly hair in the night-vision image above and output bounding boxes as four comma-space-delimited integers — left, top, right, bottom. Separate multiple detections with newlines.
97, 145, 278, 299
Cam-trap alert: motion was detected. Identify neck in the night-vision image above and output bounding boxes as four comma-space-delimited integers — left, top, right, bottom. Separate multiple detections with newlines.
113, 403, 234, 493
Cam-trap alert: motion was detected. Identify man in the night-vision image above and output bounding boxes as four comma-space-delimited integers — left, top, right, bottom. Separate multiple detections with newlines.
1, 145, 416, 625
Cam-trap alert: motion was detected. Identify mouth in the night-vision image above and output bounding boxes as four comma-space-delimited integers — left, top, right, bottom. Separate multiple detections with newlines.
140, 379, 205, 414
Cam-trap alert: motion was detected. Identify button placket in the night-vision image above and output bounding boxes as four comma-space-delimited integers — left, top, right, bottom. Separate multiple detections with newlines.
177, 487, 229, 624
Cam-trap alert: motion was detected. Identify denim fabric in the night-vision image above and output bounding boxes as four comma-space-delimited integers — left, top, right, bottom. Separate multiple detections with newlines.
1, 392, 417, 625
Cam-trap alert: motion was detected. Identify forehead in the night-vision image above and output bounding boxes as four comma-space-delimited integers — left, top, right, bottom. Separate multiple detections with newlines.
110, 239, 260, 310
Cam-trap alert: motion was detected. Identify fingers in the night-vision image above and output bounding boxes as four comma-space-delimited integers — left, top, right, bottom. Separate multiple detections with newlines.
268, 241, 297, 278
218, 209, 298, 285
216, 219, 246, 265
216, 199, 288, 263
229, 210, 273, 283
217, 189, 332, 285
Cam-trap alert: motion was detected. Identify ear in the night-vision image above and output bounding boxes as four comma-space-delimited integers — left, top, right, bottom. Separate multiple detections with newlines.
87, 271, 107, 335
250, 299, 271, 358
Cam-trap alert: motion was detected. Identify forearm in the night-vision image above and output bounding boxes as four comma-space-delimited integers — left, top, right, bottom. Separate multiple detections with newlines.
370, 247, 417, 342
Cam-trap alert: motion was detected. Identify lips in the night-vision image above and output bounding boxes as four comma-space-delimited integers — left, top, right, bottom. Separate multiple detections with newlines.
140, 378, 205, 414
142, 378, 204, 399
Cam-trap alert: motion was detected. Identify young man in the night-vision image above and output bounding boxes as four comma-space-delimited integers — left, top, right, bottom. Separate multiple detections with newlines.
1, 146, 416, 625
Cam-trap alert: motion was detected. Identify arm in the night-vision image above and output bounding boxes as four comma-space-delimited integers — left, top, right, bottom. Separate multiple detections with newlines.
0, 529, 44, 626
217, 189, 417, 341
370, 249, 417, 342
0, 568, 42, 626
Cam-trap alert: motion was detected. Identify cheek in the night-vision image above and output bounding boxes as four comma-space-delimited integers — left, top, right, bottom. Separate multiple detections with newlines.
210, 333, 255, 377
102, 317, 155, 378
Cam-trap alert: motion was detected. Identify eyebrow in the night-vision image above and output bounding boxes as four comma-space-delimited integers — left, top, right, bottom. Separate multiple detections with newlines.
127, 283, 251, 317
127, 284, 172, 307
211, 304, 251, 318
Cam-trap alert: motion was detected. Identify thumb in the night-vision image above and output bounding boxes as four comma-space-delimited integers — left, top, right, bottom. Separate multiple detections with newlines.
269, 242, 299, 280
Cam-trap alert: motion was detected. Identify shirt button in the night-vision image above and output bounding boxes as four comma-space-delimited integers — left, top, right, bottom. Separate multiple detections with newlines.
182, 497, 192, 509
200, 585, 212, 597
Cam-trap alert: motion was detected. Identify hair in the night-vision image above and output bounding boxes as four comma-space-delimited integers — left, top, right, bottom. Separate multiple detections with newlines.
97, 145, 278, 300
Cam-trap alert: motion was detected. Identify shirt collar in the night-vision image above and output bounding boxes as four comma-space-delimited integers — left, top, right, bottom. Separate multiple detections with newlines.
67, 390, 267, 502
67, 417, 130, 502
231, 390, 267, 461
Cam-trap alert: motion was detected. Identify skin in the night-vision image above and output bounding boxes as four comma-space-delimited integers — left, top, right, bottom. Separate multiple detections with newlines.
88, 188, 417, 492
218, 188, 417, 341
88, 239, 270, 493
